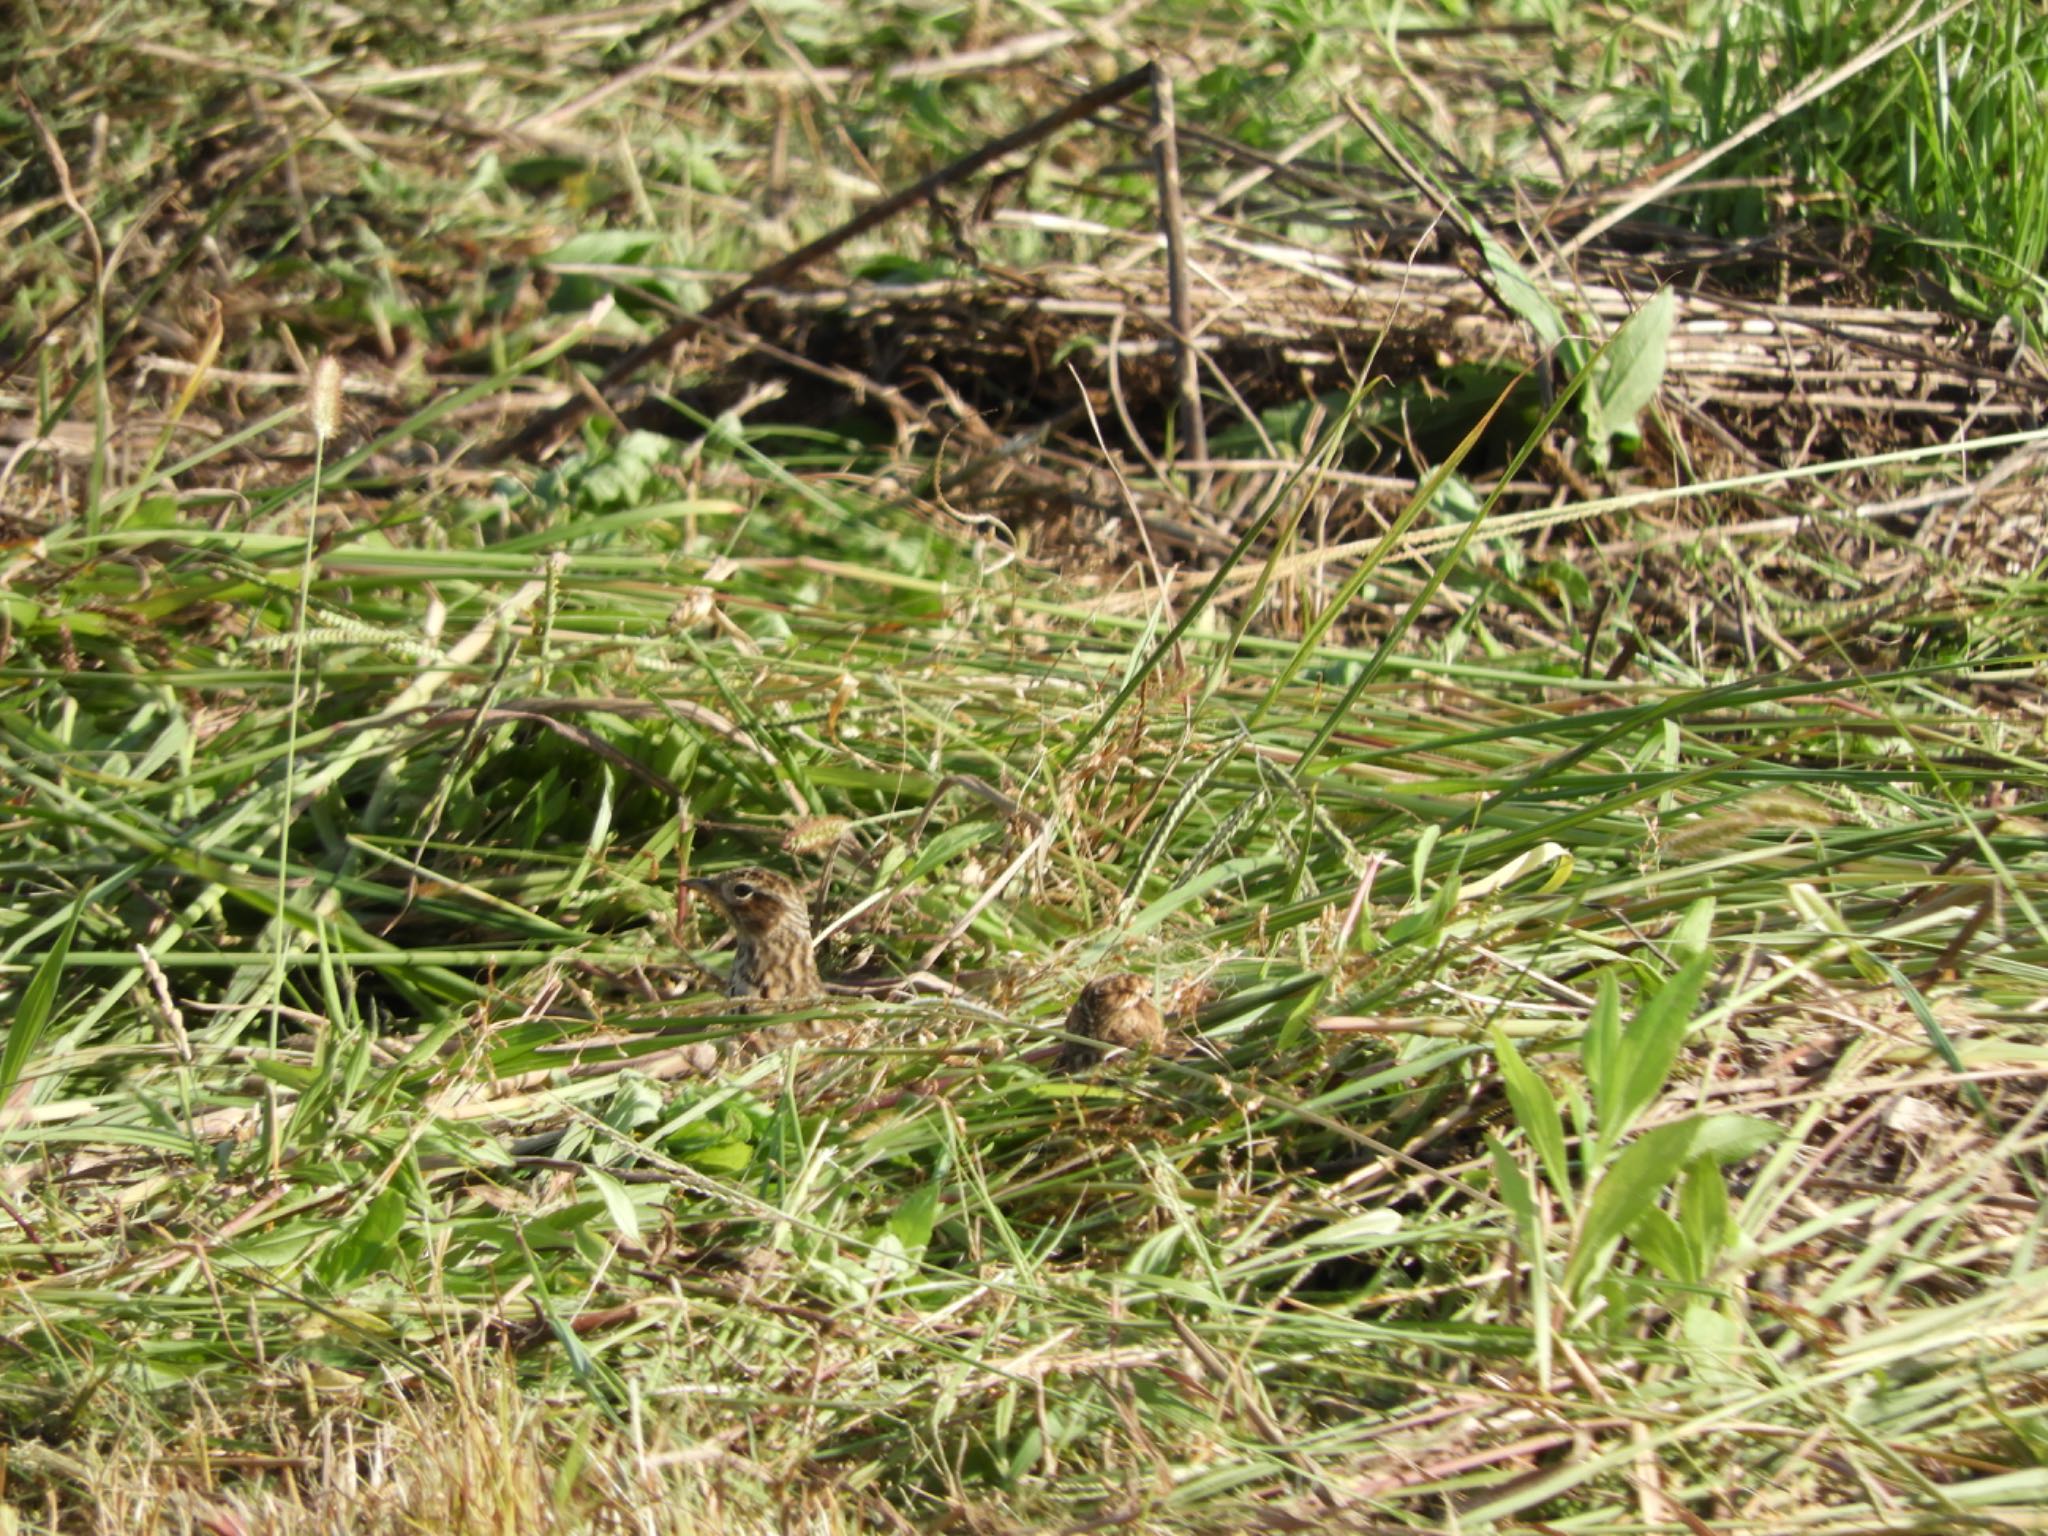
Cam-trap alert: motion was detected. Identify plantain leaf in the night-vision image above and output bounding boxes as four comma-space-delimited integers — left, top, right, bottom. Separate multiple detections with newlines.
1491, 1026, 1571, 1202
1568, 1114, 1777, 1295
1, 895, 85, 1108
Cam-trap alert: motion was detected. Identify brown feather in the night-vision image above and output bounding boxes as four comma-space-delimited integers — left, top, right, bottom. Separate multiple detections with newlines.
1061, 973, 1171, 1068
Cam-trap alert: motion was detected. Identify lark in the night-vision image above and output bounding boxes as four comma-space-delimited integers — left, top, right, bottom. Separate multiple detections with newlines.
1061, 973, 1172, 1069
682, 867, 823, 1006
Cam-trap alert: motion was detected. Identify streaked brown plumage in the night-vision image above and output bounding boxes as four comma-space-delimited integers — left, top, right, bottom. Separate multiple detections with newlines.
683, 867, 822, 1006
1061, 973, 1171, 1068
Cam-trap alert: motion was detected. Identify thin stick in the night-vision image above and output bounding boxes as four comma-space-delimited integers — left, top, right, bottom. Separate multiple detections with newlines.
1147, 64, 1205, 478
484, 63, 1157, 464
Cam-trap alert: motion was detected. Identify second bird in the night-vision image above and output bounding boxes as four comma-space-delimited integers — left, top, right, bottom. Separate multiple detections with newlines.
1062, 973, 1171, 1068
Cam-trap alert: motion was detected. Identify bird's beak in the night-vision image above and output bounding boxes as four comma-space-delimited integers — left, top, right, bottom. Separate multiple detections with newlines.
681, 876, 715, 897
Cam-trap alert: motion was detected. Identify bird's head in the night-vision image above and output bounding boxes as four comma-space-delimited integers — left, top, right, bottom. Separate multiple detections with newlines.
683, 867, 810, 939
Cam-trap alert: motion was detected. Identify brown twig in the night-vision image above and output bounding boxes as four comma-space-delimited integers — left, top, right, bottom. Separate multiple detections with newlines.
1147, 65, 1206, 480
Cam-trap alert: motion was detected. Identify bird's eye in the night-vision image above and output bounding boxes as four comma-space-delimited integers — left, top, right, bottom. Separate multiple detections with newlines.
730, 881, 756, 900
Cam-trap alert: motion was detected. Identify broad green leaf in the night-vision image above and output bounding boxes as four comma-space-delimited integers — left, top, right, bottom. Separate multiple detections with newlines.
1409, 825, 1441, 907
1490, 1027, 1571, 1202
1612, 948, 1713, 1145
358, 1185, 408, 1249
1, 895, 84, 1108
900, 820, 1001, 884
1629, 1205, 1696, 1284
320, 1186, 408, 1288
541, 230, 662, 267
1680, 1300, 1747, 1384
1383, 875, 1461, 948
525, 1199, 611, 1248
599, 1074, 667, 1148
579, 430, 677, 508
1583, 289, 1675, 464
1671, 896, 1715, 958
1680, 1158, 1733, 1274
1568, 1114, 1777, 1295
1299, 1210, 1403, 1247
585, 1167, 642, 1244
678, 1140, 754, 1173
1534, 558, 1591, 609
1474, 228, 1569, 353
1489, 1134, 1538, 1243
1581, 971, 1622, 1136
1595, 289, 1676, 423
866, 1231, 914, 1281
889, 1180, 941, 1253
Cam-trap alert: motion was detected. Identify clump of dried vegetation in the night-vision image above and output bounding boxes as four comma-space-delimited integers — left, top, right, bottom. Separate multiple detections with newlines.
3, 1, 2046, 1532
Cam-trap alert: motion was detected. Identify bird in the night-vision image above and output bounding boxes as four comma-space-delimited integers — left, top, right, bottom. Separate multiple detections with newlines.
682, 866, 823, 1006
1060, 973, 1172, 1069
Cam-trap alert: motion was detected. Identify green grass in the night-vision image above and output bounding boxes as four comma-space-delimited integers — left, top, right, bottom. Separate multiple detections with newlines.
4, 1, 2048, 1532
1606, 0, 2048, 326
